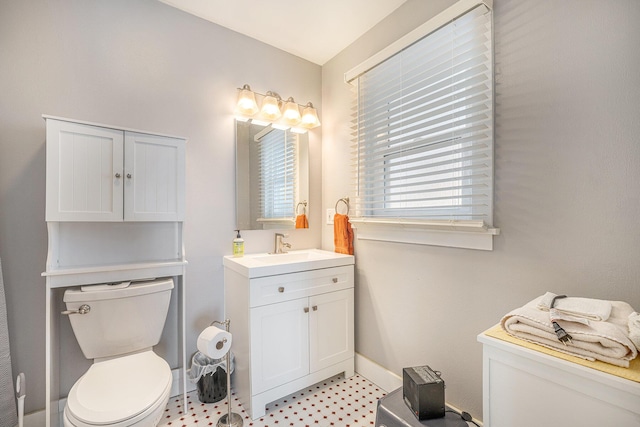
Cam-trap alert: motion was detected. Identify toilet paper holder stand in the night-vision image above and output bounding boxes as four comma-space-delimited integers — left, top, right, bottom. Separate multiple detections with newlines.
207, 319, 243, 427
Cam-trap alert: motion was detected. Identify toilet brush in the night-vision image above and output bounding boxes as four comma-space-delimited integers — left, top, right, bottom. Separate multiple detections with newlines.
16, 373, 25, 427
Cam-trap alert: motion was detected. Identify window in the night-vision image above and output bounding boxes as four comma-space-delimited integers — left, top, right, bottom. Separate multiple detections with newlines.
256, 127, 297, 222
346, 1, 495, 240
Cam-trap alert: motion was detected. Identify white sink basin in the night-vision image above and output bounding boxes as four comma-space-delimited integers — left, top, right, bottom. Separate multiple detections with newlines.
250, 251, 328, 265
223, 249, 354, 278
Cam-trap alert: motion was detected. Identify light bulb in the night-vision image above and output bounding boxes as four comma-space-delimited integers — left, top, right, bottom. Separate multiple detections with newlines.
259, 92, 282, 121
235, 84, 259, 116
301, 102, 320, 129
282, 97, 301, 126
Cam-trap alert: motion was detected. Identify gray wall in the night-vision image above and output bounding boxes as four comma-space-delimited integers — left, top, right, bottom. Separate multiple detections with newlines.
3, 0, 640, 421
0, 0, 322, 413
322, 0, 640, 419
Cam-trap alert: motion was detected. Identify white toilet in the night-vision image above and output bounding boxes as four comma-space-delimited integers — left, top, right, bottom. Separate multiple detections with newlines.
62, 278, 174, 427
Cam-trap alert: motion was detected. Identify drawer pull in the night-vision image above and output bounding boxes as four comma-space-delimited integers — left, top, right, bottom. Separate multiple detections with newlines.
312, 305, 318, 311
278, 286, 285, 293
332, 278, 338, 283
303, 307, 309, 313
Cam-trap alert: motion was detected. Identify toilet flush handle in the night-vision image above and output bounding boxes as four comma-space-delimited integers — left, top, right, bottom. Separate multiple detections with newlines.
61, 304, 91, 315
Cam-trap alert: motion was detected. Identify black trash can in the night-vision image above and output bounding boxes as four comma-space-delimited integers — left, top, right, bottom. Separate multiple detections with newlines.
196, 366, 227, 403
188, 352, 234, 404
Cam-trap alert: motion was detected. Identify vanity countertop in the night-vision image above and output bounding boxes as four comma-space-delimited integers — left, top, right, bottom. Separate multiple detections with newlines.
223, 249, 354, 278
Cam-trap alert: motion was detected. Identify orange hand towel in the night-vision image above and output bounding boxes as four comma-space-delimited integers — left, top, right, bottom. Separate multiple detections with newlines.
295, 214, 309, 229
334, 213, 354, 255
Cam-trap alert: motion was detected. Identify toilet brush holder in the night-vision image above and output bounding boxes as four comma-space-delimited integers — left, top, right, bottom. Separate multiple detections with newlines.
210, 319, 243, 427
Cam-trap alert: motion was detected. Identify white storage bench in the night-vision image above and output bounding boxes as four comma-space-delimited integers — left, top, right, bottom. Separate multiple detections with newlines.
478, 325, 640, 427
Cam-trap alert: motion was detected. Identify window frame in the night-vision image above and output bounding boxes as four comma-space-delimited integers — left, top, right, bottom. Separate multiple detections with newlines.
345, 0, 498, 250
255, 126, 298, 225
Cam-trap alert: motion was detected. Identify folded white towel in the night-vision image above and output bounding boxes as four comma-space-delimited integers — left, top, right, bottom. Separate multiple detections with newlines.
629, 312, 640, 351
501, 296, 637, 368
537, 292, 612, 322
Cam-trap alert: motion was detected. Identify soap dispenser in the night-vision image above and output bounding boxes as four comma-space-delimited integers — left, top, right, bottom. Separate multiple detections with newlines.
233, 230, 244, 257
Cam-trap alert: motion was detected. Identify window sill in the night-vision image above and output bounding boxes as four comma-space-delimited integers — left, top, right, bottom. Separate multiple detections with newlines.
348, 218, 499, 251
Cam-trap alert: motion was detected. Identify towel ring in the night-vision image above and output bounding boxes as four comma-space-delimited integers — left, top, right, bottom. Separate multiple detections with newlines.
335, 197, 349, 215
296, 201, 307, 215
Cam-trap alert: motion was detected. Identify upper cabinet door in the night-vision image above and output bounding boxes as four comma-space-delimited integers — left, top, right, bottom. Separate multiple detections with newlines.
123, 132, 185, 221
46, 120, 124, 221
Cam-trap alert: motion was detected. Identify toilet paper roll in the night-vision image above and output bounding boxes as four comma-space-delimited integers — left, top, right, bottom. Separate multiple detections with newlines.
197, 326, 232, 359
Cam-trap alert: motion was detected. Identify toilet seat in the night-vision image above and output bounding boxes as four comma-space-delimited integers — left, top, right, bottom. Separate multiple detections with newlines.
64, 351, 172, 426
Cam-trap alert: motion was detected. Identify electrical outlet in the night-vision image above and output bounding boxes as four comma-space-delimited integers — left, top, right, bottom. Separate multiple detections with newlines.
326, 209, 336, 225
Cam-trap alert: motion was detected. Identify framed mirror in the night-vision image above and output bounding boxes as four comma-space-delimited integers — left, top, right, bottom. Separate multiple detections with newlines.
235, 120, 309, 230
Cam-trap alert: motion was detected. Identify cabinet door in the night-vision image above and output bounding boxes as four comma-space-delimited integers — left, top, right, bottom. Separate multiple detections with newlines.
309, 289, 354, 372
46, 120, 124, 221
250, 298, 309, 394
124, 132, 185, 221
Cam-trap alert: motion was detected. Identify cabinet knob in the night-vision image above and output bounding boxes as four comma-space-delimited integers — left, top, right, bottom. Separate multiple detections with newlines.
278, 286, 285, 293
312, 305, 318, 311
126, 173, 132, 179
332, 278, 338, 283
303, 307, 309, 313
115, 173, 121, 178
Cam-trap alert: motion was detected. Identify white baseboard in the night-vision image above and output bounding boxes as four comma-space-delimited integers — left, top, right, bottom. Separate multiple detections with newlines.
354, 353, 482, 426
171, 366, 196, 397
21, 409, 45, 427
354, 352, 402, 393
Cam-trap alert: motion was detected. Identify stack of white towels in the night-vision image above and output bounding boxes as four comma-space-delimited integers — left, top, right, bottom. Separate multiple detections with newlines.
501, 292, 640, 368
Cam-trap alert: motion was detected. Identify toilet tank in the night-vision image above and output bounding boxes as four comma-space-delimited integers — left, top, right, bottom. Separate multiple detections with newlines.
64, 278, 174, 360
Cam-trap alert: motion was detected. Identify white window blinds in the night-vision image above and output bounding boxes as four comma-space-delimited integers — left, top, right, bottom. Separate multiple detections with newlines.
349, 3, 493, 224
257, 128, 297, 220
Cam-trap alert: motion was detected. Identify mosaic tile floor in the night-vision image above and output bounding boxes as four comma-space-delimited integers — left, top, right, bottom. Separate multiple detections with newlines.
159, 374, 386, 427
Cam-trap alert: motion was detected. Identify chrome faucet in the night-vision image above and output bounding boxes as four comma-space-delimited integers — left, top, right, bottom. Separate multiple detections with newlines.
274, 233, 291, 254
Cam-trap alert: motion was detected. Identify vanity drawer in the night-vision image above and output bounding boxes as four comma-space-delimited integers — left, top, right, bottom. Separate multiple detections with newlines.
249, 265, 353, 308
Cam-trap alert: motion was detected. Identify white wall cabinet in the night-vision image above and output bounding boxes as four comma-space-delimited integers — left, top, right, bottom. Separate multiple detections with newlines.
225, 260, 355, 420
45, 117, 185, 222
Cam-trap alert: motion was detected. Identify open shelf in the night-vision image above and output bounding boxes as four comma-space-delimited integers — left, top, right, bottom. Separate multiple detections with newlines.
43, 259, 187, 288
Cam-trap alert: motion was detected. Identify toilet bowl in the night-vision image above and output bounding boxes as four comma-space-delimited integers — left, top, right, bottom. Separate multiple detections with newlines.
63, 351, 172, 427
63, 278, 174, 427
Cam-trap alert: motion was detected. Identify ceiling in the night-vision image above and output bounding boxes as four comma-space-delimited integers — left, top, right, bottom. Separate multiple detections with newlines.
158, 0, 407, 65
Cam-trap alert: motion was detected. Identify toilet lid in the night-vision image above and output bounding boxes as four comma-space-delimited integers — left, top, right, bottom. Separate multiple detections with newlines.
67, 351, 171, 425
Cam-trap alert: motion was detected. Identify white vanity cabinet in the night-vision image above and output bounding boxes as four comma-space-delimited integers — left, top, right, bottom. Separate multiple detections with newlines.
224, 253, 355, 420
45, 116, 185, 222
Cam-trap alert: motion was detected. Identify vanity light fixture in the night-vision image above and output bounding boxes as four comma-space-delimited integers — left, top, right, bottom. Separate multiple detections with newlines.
235, 84, 259, 117
259, 91, 283, 121
282, 97, 301, 125
300, 102, 321, 129
235, 84, 320, 133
